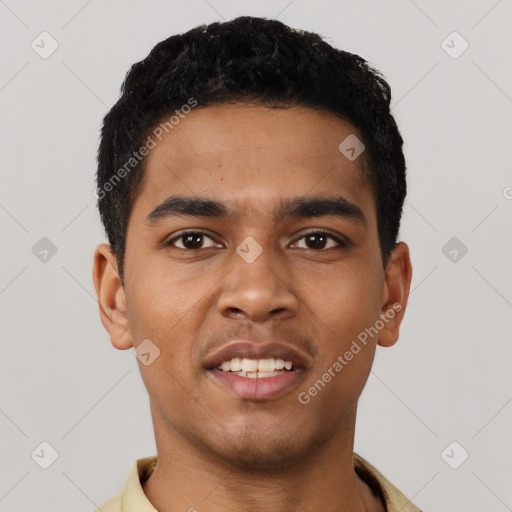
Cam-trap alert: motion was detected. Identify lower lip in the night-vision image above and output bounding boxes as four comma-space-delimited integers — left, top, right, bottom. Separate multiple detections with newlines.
208, 369, 306, 400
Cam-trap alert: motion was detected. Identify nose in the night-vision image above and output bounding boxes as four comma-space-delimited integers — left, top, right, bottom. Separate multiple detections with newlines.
217, 246, 299, 323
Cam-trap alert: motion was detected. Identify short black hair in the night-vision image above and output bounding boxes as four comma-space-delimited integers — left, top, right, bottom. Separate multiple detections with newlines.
96, 16, 406, 284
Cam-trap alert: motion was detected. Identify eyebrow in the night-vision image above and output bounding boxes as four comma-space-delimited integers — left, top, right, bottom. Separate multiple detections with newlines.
146, 194, 367, 226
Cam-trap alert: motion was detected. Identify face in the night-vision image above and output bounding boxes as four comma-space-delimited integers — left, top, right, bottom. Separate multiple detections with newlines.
94, 103, 411, 470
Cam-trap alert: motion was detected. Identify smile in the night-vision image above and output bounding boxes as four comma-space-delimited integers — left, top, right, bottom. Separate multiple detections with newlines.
209, 357, 305, 400
217, 357, 294, 377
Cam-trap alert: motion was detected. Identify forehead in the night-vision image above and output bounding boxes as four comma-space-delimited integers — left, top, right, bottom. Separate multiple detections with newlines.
133, 104, 375, 225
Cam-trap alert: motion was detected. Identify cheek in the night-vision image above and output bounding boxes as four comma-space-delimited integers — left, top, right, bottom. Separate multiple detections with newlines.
125, 258, 219, 390
127, 256, 212, 337
297, 261, 383, 338
296, 259, 382, 399
126, 270, 204, 418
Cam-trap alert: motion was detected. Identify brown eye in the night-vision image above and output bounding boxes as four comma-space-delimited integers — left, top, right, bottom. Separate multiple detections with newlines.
166, 232, 218, 250
294, 231, 348, 250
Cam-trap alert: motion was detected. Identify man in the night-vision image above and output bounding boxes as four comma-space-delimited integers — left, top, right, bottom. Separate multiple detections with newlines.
93, 16, 417, 512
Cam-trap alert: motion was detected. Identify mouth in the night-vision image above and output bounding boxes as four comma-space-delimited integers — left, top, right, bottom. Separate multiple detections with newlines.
217, 356, 295, 376
204, 342, 309, 400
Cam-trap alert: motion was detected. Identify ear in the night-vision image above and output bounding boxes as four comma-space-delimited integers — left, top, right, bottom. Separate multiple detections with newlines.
92, 243, 134, 350
378, 242, 413, 348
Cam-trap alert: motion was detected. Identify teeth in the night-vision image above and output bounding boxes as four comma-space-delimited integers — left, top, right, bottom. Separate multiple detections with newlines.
233, 370, 282, 378
221, 357, 242, 371
256, 371, 282, 378
257, 358, 275, 372
217, 357, 294, 373
231, 357, 242, 372
241, 358, 258, 372
220, 361, 231, 371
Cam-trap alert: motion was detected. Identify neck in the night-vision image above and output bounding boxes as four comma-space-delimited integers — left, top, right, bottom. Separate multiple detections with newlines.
142, 406, 384, 512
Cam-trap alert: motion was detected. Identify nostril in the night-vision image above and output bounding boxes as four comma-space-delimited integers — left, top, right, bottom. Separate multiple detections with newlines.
225, 307, 243, 317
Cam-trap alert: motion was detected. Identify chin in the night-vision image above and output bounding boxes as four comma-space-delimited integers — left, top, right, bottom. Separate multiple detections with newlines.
216, 443, 305, 472
207, 425, 317, 473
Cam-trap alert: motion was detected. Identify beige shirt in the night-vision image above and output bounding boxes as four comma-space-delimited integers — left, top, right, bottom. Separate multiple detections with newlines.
96, 453, 422, 512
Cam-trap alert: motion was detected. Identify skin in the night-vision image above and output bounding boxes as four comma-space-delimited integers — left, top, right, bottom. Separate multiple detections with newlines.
93, 104, 412, 512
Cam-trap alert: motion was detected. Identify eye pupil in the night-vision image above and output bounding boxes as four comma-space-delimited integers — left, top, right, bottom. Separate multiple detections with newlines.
306, 233, 327, 250
183, 234, 203, 249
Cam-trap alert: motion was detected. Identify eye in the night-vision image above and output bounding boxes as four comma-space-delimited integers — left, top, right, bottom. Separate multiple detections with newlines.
164, 230, 349, 252
165, 231, 220, 250
293, 231, 348, 251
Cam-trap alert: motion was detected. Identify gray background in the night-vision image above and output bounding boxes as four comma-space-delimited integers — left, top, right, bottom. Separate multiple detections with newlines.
1, 0, 511, 510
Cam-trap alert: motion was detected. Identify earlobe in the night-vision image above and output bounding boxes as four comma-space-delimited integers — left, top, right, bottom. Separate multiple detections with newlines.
378, 242, 413, 348
92, 243, 134, 350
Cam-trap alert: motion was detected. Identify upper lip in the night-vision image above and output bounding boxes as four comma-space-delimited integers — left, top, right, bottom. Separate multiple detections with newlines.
204, 341, 309, 370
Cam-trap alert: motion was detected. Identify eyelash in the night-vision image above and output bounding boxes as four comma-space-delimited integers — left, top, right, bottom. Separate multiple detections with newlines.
165, 230, 349, 251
